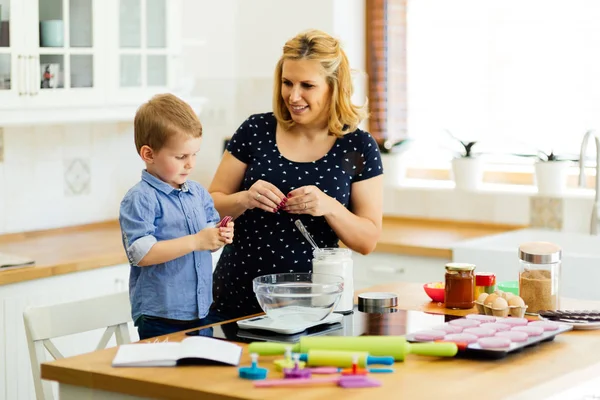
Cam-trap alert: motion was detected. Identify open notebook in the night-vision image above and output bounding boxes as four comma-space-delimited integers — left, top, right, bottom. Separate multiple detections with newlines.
0, 253, 35, 270
112, 336, 243, 367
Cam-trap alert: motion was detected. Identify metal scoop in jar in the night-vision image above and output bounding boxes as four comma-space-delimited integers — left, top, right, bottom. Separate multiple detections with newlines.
294, 220, 320, 251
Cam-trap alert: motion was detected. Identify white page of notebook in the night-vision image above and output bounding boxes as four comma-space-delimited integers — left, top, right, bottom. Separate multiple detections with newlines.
178, 336, 242, 365
112, 337, 242, 367
112, 342, 180, 367
0, 253, 35, 268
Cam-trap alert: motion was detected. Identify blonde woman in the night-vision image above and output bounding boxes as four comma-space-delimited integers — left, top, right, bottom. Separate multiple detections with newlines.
208, 29, 383, 320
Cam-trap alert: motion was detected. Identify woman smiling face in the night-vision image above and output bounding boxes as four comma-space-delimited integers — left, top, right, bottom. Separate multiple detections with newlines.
281, 59, 331, 130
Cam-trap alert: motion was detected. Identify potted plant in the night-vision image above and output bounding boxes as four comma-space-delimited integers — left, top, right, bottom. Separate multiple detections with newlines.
378, 139, 411, 186
446, 130, 484, 191
515, 149, 577, 196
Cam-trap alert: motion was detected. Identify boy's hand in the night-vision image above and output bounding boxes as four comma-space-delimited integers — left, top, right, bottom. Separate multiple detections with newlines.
195, 227, 227, 252
219, 221, 234, 244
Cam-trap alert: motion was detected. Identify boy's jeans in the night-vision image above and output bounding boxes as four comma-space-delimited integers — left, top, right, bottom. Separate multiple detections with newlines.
135, 313, 226, 340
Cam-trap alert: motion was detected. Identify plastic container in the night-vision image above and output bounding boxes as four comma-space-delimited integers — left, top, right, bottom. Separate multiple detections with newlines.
474, 272, 496, 299
497, 280, 519, 295
518, 242, 561, 314
444, 263, 476, 309
253, 273, 343, 323
312, 248, 353, 313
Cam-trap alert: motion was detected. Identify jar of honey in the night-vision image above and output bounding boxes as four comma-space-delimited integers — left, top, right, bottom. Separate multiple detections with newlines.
444, 263, 476, 309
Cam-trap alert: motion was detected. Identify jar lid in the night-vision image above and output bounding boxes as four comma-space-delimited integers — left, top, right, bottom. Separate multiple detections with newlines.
475, 272, 496, 286
518, 242, 562, 264
445, 262, 476, 272
358, 292, 398, 308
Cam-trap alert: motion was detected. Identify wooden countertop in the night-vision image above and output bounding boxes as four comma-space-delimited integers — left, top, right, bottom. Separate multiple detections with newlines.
0, 217, 522, 286
41, 281, 600, 400
0, 221, 127, 286
373, 216, 522, 258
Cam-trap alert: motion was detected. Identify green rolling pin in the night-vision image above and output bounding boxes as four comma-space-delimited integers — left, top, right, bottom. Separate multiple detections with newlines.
298, 349, 394, 368
248, 336, 458, 361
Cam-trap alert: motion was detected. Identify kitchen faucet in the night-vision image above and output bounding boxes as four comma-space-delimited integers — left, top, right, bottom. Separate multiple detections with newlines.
578, 130, 600, 235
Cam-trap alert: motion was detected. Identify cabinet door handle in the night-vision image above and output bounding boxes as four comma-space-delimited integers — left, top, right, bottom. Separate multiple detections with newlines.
18, 55, 26, 96
29, 55, 40, 96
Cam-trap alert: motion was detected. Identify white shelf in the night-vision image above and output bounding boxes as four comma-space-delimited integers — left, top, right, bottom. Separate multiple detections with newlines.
0, 97, 207, 126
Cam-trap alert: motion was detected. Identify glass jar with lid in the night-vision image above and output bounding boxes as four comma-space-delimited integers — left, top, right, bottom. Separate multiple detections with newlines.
312, 248, 353, 314
444, 263, 476, 309
518, 242, 561, 314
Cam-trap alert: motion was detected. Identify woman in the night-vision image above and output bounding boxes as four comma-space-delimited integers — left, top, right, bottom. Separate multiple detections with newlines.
208, 29, 383, 320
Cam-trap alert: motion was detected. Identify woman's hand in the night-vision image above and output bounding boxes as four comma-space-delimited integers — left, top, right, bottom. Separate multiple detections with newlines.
284, 185, 337, 216
245, 179, 287, 213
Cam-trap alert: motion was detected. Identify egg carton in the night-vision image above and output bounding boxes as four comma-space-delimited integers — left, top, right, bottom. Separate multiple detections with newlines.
474, 292, 527, 318
475, 302, 527, 318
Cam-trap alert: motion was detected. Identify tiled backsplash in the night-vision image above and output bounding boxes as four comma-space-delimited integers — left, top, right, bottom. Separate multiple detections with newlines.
0, 77, 273, 235
384, 182, 596, 234
530, 196, 563, 230
0, 123, 143, 234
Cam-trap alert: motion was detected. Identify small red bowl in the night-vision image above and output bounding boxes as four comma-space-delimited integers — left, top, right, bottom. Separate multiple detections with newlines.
423, 282, 445, 303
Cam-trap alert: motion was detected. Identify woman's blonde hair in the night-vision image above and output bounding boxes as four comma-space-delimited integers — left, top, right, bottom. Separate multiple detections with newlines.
272, 29, 368, 137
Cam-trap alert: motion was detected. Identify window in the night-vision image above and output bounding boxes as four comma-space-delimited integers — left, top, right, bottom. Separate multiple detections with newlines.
368, 0, 600, 164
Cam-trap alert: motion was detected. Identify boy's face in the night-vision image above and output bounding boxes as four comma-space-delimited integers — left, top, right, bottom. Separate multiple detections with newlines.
281, 59, 331, 130
145, 134, 202, 189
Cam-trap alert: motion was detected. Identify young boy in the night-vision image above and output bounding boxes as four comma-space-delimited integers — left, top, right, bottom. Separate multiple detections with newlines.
119, 93, 234, 340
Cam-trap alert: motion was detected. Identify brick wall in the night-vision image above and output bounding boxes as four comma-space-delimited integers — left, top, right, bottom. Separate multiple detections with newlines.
366, 0, 407, 145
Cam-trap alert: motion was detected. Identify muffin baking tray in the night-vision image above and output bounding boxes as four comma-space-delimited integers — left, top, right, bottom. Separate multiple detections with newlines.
405, 314, 573, 359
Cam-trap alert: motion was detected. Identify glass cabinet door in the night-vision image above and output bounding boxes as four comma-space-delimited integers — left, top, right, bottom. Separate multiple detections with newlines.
0, 0, 27, 106
35, 0, 94, 93
118, 0, 168, 89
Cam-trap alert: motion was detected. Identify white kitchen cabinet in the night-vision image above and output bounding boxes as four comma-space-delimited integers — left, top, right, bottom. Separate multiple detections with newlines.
105, 0, 183, 107
352, 252, 449, 290
0, 263, 136, 400
0, 0, 200, 126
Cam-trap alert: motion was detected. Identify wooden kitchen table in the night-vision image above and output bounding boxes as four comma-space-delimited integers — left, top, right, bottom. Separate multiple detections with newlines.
42, 282, 600, 400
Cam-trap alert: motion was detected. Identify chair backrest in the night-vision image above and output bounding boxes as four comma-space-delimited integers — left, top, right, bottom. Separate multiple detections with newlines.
23, 291, 132, 400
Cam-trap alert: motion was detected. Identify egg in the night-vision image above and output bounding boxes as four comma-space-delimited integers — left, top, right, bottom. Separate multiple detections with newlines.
508, 295, 525, 307
484, 293, 499, 307
492, 296, 509, 310
477, 293, 489, 304
494, 290, 505, 297
502, 292, 515, 301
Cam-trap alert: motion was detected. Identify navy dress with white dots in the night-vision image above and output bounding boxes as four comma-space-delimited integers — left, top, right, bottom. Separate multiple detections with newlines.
212, 112, 383, 318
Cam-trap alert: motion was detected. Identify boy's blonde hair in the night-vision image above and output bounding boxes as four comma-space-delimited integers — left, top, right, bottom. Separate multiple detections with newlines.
273, 29, 368, 137
134, 93, 202, 153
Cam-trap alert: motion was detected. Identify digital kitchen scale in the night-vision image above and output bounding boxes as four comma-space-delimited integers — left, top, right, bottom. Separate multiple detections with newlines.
236, 312, 344, 335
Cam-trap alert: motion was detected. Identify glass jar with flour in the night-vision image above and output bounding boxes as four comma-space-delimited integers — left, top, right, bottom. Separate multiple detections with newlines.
312, 248, 354, 314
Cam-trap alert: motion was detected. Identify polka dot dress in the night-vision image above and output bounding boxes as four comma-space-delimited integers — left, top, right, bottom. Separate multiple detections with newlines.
212, 112, 383, 318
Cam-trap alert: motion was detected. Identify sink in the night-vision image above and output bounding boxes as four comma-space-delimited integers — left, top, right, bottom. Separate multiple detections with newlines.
452, 228, 600, 300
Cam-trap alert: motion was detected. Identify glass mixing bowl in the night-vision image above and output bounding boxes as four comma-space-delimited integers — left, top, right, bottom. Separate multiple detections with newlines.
253, 273, 344, 323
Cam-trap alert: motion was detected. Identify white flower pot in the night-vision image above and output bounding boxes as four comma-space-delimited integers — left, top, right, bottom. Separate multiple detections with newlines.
382, 153, 407, 186
451, 157, 484, 191
534, 160, 571, 196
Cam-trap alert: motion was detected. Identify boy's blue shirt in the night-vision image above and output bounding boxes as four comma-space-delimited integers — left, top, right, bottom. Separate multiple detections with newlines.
119, 170, 220, 322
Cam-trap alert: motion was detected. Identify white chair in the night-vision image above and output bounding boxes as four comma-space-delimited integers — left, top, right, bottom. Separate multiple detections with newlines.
23, 291, 132, 400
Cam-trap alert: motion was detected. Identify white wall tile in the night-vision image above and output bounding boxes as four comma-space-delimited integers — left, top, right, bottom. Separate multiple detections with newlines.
491, 193, 530, 225
385, 187, 427, 217
563, 197, 594, 233
4, 127, 37, 232
0, 163, 6, 234
63, 124, 93, 159
32, 125, 64, 162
